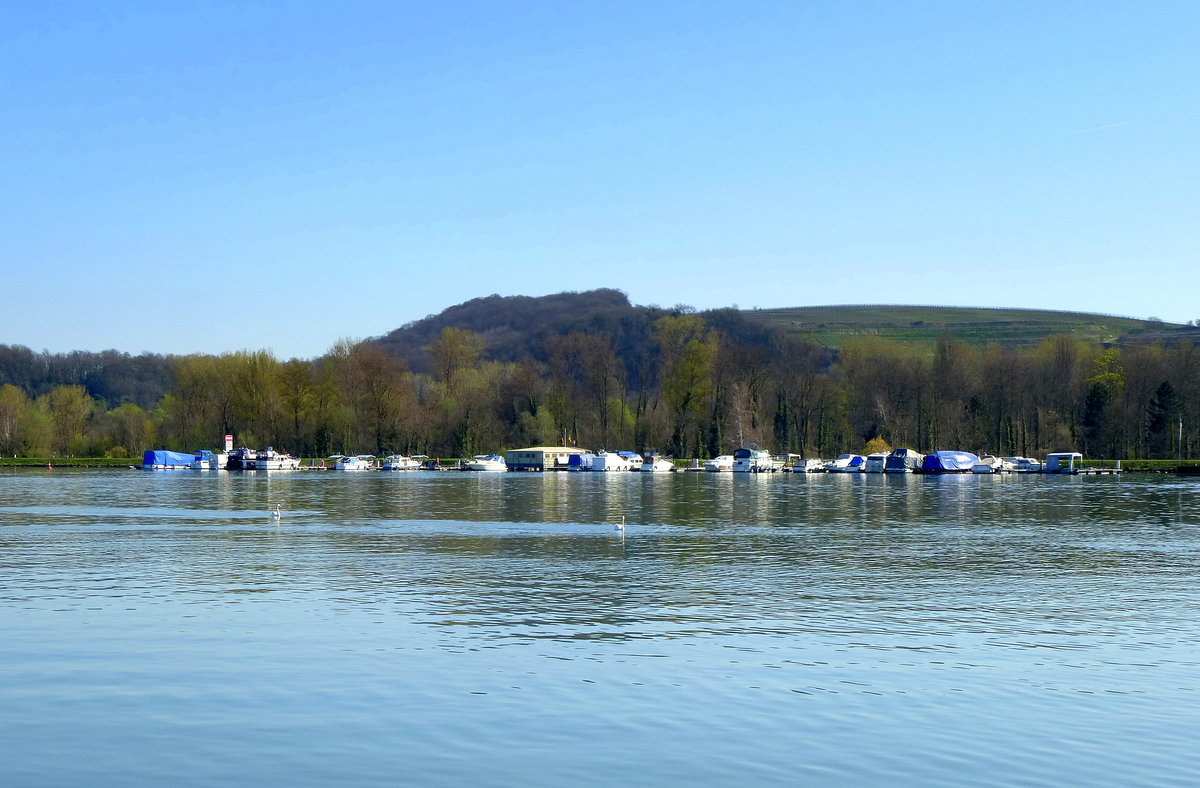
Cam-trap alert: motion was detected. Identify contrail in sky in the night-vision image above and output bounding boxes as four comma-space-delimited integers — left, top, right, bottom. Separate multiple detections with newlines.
1064, 121, 1131, 136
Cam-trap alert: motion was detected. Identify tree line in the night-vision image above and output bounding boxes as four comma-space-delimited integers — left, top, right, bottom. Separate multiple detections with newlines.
1, 316, 1197, 461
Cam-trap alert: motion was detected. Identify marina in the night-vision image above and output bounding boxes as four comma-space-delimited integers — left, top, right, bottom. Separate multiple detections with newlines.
138, 443, 1124, 476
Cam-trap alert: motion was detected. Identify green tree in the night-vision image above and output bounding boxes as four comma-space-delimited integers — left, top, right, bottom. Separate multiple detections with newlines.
104, 402, 153, 454
653, 315, 718, 457
1146, 380, 1178, 459
42, 385, 94, 456
1082, 347, 1125, 457
0, 384, 33, 456
428, 327, 485, 392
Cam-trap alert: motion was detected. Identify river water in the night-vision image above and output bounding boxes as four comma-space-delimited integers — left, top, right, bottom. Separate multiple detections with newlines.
2, 469, 1198, 786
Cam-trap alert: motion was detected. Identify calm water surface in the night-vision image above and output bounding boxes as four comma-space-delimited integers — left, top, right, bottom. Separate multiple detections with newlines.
2, 469, 1199, 786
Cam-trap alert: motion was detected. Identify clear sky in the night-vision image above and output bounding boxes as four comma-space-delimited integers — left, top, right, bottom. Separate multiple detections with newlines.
3, 1, 1197, 360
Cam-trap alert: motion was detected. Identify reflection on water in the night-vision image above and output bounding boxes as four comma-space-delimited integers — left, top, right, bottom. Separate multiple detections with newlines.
2, 469, 1200, 786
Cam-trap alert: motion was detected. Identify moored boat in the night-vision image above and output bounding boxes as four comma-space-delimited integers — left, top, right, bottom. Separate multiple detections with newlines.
918, 451, 980, 474
703, 455, 734, 472
863, 452, 888, 473
251, 448, 301, 471
382, 455, 420, 471
191, 449, 229, 470
824, 454, 865, 473
141, 449, 196, 470
733, 444, 777, 473
639, 454, 674, 472
225, 447, 257, 470
592, 451, 637, 472
333, 454, 375, 471
884, 448, 923, 473
971, 455, 1003, 474
464, 454, 507, 471
567, 453, 597, 471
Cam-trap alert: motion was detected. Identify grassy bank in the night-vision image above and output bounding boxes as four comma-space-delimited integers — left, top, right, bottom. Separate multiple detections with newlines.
1082, 459, 1200, 473
0, 457, 139, 468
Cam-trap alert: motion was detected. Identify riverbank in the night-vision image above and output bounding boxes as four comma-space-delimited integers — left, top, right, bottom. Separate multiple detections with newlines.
3, 457, 1200, 472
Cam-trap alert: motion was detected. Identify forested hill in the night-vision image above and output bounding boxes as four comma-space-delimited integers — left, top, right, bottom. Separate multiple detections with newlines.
372, 289, 783, 376
0, 345, 172, 408
4, 293, 1197, 409
372, 292, 1199, 373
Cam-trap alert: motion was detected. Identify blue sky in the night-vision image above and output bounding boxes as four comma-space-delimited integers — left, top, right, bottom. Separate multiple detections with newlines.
3, 1, 1197, 359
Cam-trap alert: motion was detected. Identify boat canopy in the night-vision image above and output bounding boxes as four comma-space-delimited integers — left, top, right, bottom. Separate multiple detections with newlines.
143, 450, 196, 467
921, 451, 980, 472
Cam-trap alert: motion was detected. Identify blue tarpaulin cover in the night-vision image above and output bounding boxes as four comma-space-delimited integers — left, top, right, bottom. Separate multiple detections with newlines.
142, 450, 196, 467
920, 451, 980, 472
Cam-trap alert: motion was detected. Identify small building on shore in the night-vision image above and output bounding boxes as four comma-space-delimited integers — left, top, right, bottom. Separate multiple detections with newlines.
1044, 452, 1084, 473
505, 446, 588, 471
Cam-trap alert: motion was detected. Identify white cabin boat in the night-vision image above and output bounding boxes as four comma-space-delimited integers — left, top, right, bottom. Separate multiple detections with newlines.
382, 455, 420, 471
704, 455, 734, 472
790, 458, 826, 473
251, 448, 300, 471
334, 454, 375, 471
732, 445, 777, 473
863, 452, 888, 473
464, 454, 507, 471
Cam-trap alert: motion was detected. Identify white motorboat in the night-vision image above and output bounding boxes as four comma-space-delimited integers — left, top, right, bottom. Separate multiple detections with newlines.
251, 448, 300, 471
863, 452, 888, 473
971, 455, 1003, 474
790, 458, 826, 473
824, 454, 866, 472
640, 455, 674, 472
464, 454, 507, 471
334, 454, 375, 471
733, 444, 777, 473
382, 455, 420, 471
592, 451, 636, 472
704, 455, 734, 472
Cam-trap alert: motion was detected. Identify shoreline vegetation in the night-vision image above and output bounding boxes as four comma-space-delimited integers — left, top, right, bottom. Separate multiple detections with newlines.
2, 292, 1199, 464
